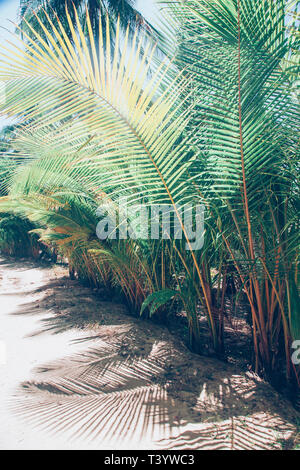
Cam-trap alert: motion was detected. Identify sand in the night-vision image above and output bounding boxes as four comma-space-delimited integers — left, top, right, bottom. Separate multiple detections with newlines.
0, 256, 298, 450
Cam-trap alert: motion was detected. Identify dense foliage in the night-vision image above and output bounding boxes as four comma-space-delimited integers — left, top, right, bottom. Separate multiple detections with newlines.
0, 0, 299, 399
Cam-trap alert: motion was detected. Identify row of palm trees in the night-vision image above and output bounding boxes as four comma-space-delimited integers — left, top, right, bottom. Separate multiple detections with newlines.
0, 0, 299, 401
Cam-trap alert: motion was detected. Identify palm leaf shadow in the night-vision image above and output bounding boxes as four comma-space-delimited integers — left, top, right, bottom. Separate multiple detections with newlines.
157, 413, 295, 450
10, 339, 186, 446
7, 274, 299, 449
10, 338, 298, 449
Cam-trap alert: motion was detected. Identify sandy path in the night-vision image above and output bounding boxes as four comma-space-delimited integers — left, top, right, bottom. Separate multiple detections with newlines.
0, 258, 92, 449
0, 257, 298, 450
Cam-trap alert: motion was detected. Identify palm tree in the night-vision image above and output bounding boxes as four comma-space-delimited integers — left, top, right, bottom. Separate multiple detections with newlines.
0, 126, 20, 196
0, 1, 299, 397
169, 0, 300, 386
18, 0, 160, 46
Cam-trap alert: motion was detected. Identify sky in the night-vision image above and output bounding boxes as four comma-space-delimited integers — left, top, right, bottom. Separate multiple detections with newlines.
0, 0, 19, 44
0, 0, 18, 23
137, 0, 160, 25
0, 0, 19, 129
0, 0, 162, 130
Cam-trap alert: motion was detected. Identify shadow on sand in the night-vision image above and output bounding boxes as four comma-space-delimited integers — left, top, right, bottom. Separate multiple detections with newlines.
4, 262, 299, 450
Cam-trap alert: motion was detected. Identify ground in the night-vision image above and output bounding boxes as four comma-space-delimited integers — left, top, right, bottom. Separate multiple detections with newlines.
0, 256, 299, 450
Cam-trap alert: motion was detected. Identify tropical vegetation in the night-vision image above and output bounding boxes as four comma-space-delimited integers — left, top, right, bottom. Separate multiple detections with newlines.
0, 0, 299, 404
